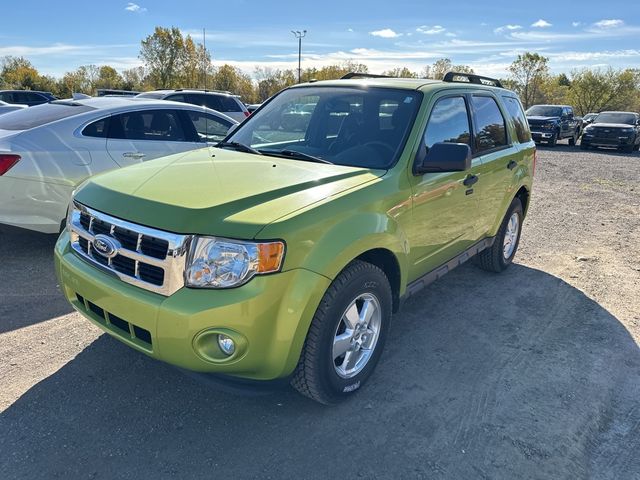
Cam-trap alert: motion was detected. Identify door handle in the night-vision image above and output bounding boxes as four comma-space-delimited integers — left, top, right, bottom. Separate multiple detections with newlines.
507, 160, 517, 170
463, 174, 478, 187
123, 152, 146, 159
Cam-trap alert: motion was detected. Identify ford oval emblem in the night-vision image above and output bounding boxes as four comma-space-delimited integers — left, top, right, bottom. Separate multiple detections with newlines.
92, 234, 120, 259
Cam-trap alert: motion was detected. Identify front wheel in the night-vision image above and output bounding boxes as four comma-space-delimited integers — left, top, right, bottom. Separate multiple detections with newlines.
569, 130, 578, 146
291, 261, 392, 404
475, 197, 524, 273
548, 133, 558, 147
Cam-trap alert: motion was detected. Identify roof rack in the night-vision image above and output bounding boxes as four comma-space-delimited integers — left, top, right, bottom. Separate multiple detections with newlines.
340, 72, 392, 80
443, 72, 503, 88
174, 88, 234, 95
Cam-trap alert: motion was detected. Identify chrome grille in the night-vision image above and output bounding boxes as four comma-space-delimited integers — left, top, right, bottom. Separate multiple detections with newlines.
68, 202, 191, 296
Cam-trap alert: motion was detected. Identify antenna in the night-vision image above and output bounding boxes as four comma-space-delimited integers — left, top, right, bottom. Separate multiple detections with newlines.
202, 28, 207, 90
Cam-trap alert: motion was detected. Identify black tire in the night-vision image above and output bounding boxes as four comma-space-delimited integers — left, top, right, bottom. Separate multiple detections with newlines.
291, 260, 392, 404
622, 144, 634, 154
634, 142, 640, 152
580, 142, 589, 150
548, 132, 558, 147
475, 197, 523, 273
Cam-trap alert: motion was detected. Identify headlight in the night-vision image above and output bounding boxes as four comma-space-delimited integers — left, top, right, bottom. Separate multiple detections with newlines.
185, 237, 285, 288
621, 128, 634, 134
65, 198, 75, 231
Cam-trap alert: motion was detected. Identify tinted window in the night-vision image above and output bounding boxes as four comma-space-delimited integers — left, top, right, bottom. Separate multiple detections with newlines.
165, 94, 187, 103
424, 96, 471, 149
526, 105, 563, 117
502, 96, 531, 143
0, 101, 95, 130
108, 109, 186, 141
221, 96, 242, 112
187, 111, 233, 142
472, 96, 507, 152
82, 117, 110, 138
135, 92, 166, 100
0, 92, 11, 102
594, 112, 637, 125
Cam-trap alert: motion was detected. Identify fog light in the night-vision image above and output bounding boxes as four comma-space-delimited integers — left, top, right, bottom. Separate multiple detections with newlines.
217, 334, 235, 356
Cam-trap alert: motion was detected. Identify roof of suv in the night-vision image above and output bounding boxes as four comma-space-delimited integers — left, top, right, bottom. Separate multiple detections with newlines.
141, 89, 236, 97
290, 77, 515, 95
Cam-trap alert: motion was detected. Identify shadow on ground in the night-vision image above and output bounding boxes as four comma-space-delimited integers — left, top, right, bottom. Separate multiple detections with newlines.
0, 225, 72, 333
1, 264, 639, 479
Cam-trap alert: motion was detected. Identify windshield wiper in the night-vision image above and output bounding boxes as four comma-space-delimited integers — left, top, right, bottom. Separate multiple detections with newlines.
265, 149, 333, 165
216, 141, 262, 155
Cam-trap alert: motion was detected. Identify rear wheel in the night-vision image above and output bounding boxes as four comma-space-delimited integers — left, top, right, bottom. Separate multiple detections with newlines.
475, 197, 523, 273
580, 141, 589, 150
291, 260, 392, 404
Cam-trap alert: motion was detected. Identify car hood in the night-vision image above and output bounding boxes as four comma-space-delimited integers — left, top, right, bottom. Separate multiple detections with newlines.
527, 116, 560, 122
588, 122, 635, 129
75, 147, 384, 238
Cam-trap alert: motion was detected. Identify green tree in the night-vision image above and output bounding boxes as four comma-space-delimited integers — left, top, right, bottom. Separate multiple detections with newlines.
382, 67, 418, 78
568, 68, 638, 115
508, 52, 549, 108
422, 58, 474, 80
140, 26, 186, 88
94, 65, 123, 90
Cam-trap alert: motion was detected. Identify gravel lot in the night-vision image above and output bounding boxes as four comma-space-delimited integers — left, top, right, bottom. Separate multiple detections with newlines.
1, 144, 639, 479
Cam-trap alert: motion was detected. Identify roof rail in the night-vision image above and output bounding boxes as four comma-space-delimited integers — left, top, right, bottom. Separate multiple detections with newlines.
443, 72, 503, 88
174, 88, 234, 95
341, 72, 392, 80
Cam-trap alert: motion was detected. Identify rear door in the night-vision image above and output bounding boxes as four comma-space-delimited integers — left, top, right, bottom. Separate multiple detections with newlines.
471, 94, 526, 237
105, 108, 198, 167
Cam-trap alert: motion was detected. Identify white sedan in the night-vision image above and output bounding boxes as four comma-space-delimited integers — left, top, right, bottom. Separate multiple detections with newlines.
0, 100, 27, 116
0, 97, 237, 233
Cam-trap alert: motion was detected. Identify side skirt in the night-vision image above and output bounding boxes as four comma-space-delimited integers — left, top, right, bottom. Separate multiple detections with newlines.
400, 236, 496, 304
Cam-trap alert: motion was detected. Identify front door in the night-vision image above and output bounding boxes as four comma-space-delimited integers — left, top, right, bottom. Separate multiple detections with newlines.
406, 94, 481, 281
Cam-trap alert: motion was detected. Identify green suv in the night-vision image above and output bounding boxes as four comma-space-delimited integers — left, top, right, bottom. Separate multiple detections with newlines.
55, 72, 535, 404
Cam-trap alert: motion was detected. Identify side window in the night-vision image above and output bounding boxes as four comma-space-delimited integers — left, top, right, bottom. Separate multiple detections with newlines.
197, 95, 223, 112
471, 95, 507, 152
221, 96, 243, 112
108, 110, 186, 141
82, 117, 110, 138
502, 96, 532, 144
0, 92, 9, 102
424, 96, 471, 149
187, 111, 233, 142
165, 94, 187, 103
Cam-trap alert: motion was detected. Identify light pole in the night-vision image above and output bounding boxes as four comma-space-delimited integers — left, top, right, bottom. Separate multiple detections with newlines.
291, 30, 307, 83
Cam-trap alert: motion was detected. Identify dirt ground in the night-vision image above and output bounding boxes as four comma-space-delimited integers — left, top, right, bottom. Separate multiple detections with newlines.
1, 144, 639, 479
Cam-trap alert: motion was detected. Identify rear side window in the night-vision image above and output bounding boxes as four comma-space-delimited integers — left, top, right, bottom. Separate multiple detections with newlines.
0, 102, 95, 130
186, 111, 233, 142
502, 96, 532, 143
424, 96, 471, 149
164, 94, 188, 103
82, 117, 110, 138
471, 96, 507, 152
220, 96, 242, 112
108, 109, 186, 141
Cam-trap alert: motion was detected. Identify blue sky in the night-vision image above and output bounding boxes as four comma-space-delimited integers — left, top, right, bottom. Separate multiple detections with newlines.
3, 0, 640, 78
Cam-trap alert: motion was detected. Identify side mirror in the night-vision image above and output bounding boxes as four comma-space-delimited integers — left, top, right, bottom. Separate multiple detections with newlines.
414, 142, 472, 175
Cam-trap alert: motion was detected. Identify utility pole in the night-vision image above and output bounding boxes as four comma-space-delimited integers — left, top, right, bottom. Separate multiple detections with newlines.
291, 30, 307, 83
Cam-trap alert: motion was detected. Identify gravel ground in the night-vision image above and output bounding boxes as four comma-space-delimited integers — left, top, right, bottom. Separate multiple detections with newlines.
1, 144, 639, 479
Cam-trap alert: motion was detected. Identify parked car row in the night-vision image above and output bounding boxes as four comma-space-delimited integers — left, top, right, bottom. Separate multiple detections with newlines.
526, 104, 640, 152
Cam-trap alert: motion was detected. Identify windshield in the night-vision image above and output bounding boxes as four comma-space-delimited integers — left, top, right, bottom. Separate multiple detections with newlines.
526, 106, 563, 117
225, 86, 422, 169
594, 112, 636, 125
0, 101, 95, 130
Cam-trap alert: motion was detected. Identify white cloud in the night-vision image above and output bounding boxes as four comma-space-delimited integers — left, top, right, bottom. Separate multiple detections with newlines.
416, 25, 446, 35
347, 28, 354, 32
572, 22, 582, 27
494, 24, 522, 34
593, 19, 624, 29
531, 19, 552, 28
125, 2, 146, 13
369, 28, 402, 38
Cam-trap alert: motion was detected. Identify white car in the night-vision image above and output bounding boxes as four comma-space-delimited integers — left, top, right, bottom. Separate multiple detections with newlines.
0, 100, 27, 116
0, 97, 237, 233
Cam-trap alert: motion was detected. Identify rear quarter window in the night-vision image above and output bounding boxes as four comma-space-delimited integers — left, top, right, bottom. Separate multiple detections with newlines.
502, 96, 532, 143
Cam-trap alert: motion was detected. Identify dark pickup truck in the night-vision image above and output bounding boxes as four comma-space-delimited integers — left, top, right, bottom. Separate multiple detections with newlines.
526, 104, 581, 147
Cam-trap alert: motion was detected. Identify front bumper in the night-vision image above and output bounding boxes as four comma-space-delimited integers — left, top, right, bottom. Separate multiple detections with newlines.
581, 134, 634, 148
54, 231, 330, 380
530, 131, 555, 141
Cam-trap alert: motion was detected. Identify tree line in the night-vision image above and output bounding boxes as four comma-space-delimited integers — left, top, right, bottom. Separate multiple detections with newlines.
1, 26, 639, 114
